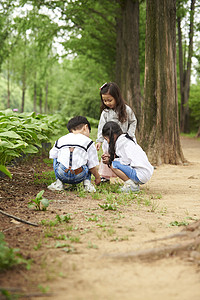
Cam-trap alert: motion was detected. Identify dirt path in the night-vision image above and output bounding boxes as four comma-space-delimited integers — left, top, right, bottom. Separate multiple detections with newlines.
0, 137, 200, 300
37, 137, 200, 300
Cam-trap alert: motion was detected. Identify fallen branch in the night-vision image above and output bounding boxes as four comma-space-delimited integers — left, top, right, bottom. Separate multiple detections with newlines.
145, 220, 200, 243
145, 231, 187, 243
0, 210, 38, 227
104, 238, 200, 261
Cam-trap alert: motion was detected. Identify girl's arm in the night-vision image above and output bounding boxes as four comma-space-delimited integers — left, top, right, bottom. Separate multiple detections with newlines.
96, 111, 107, 143
127, 106, 137, 139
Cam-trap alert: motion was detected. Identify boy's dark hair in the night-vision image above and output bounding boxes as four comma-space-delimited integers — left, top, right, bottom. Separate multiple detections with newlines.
67, 116, 91, 132
100, 82, 127, 123
102, 121, 122, 167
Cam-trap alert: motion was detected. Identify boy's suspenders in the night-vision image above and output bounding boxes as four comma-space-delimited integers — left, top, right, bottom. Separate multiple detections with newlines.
67, 147, 75, 173
55, 140, 94, 174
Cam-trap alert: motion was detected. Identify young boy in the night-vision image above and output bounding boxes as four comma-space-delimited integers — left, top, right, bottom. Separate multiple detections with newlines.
48, 116, 101, 192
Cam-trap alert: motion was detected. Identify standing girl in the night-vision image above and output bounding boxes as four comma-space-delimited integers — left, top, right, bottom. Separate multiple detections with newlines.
96, 82, 137, 182
101, 121, 154, 192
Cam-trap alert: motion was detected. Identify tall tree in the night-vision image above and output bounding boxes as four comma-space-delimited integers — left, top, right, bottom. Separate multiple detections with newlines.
0, 0, 14, 69
20, 0, 142, 123
177, 0, 196, 133
116, 0, 142, 129
141, 0, 185, 165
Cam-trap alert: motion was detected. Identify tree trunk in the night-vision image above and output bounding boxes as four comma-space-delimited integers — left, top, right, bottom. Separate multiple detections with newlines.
21, 67, 26, 113
7, 59, 10, 109
33, 73, 37, 113
196, 126, 200, 138
21, 87, 26, 113
39, 88, 42, 114
116, 0, 142, 130
45, 80, 48, 114
178, 0, 196, 133
141, 0, 185, 165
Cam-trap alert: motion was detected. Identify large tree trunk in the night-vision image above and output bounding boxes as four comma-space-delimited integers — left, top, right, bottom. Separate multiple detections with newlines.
141, 0, 185, 165
116, 0, 142, 130
177, 0, 196, 133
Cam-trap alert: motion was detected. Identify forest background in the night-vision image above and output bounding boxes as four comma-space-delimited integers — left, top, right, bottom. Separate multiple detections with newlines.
0, 0, 200, 163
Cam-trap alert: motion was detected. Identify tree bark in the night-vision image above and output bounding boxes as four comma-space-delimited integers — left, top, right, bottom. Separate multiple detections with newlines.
39, 88, 42, 114
116, 0, 142, 130
178, 0, 196, 133
45, 80, 48, 114
141, 0, 185, 165
33, 74, 37, 113
7, 59, 10, 109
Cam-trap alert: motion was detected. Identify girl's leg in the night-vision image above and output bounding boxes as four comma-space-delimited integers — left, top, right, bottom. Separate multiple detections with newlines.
111, 161, 142, 184
110, 165, 129, 181
111, 161, 140, 192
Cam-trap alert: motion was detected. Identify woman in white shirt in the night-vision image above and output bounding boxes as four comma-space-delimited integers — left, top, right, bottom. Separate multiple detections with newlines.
101, 121, 154, 192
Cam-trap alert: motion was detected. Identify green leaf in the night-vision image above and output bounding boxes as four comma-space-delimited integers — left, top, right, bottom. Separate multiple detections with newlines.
36, 190, 45, 200
23, 144, 39, 154
41, 198, 50, 208
0, 131, 22, 140
0, 165, 12, 178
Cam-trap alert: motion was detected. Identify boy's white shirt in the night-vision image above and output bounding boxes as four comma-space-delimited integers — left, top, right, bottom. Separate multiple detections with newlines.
114, 134, 154, 183
96, 104, 137, 143
49, 133, 99, 170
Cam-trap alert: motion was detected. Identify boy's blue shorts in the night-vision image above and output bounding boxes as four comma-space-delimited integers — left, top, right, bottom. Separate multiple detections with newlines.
53, 159, 91, 184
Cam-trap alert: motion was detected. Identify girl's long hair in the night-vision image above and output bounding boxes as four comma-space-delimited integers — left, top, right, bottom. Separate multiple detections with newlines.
102, 121, 122, 167
100, 82, 127, 123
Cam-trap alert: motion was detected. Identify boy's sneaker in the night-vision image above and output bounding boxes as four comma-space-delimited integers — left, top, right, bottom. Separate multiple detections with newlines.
48, 179, 64, 191
100, 177, 110, 183
83, 180, 96, 192
120, 179, 140, 193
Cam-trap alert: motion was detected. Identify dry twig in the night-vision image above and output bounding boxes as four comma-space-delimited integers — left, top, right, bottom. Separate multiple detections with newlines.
0, 209, 38, 227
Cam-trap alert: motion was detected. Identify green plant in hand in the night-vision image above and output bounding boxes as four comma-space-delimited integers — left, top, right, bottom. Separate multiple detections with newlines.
28, 190, 50, 211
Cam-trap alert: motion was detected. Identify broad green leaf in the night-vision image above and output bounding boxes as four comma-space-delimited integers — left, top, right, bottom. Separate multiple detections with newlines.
36, 190, 45, 200
0, 131, 22, 140
0, 165, 12, 178
41, 198, 50, 208
23, 144, 39, 154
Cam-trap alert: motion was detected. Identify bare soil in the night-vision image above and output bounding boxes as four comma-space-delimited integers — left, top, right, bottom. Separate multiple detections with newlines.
0, 136, 200, 300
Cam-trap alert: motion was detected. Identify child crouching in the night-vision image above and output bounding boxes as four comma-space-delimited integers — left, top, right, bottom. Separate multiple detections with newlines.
102, 121, 154, 192
48, 116, 101, 192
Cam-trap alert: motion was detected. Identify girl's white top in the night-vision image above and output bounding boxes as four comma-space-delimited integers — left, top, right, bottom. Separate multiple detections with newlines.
114, 134, 154, 183
49, 133, 99, 170
96, 105, 137, 143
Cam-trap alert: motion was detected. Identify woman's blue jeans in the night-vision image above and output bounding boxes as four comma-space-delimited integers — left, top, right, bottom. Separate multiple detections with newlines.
53, 159, 91, 184
112, 161, 143, 184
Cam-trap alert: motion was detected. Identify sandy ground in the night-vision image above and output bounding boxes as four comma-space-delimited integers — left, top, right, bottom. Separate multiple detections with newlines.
34, 136, 200, 300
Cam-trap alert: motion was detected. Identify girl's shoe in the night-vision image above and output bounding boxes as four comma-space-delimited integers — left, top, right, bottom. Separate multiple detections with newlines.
100, 177, 110, 183
120, 179, 140, 193
83, 180, 96, 192
48, 179, 64, 191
